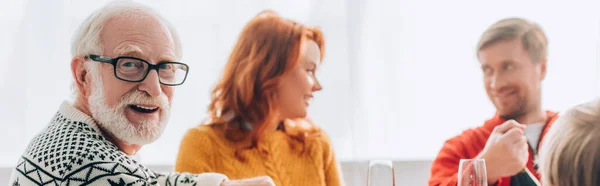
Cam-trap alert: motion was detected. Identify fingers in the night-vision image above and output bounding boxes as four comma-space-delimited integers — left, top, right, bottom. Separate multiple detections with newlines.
522, 139, 530, 153
493, 120, 526, 134
513, 136, 529, 161
500, 127, 525, 142
516, 136, 528, 151
255, 176, 275, 186
517, 142, 530, 163
517, 135, 527, 145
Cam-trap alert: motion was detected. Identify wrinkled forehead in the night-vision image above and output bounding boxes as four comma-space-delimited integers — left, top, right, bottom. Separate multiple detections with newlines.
101, 11, 177, 62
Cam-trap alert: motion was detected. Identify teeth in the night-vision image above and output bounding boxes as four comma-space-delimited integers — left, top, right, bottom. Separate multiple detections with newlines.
134, 105, 158, 110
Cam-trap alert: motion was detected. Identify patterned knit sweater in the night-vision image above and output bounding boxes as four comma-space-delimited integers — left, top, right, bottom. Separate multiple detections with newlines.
174, 124, 344, 186
9, 102, 228, 186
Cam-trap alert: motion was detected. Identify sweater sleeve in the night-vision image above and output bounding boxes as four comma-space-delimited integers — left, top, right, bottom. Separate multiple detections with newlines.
153, 171, 228, 186
175, 127, 217, 174
321, 133, 344, 186
60, 171, 227, 186
428, 134, 467, 186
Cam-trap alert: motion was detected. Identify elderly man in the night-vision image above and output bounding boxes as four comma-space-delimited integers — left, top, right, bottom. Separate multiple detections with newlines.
9, 1, 274, 186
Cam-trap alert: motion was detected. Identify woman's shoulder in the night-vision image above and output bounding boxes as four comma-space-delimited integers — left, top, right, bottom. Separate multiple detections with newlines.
283, 118, 331, 144
298, 127, 338, 165
183, 124, 225, 142
282, 119, 333, 154
306, 128, 333, 147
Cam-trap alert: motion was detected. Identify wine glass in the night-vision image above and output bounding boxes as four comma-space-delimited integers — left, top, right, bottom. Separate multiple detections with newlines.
458, 159, 487, 186
366, 160, 395, 186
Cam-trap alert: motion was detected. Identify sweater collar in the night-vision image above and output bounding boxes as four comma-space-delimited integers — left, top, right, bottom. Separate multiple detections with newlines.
58, 101, 103, 134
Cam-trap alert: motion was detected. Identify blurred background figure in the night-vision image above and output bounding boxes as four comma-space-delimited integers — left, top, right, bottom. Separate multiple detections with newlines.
429, 18, 557, 186
539, 98, 600, 186
174, 10, 343, 186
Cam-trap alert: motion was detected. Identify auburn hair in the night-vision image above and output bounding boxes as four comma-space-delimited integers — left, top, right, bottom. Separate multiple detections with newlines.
204, 10, 325, 157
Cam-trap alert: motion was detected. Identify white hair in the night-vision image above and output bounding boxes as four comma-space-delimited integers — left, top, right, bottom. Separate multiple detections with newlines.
71, 0, 182, 97
71, 0, 182, 58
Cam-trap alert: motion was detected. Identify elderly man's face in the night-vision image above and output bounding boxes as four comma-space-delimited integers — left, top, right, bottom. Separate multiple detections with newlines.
87, 12, 177, 145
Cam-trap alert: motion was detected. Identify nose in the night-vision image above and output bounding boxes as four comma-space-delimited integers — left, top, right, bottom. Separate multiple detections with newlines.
138, 70, 162, 97
488, 74, 506, 91
312, 77, 322, 92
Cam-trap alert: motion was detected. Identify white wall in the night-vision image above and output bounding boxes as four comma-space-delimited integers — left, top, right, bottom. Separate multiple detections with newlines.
1, 0, 600, 168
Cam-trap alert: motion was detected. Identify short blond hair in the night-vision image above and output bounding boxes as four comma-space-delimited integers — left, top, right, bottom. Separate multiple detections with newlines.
539, 99, 600, 186
477, 18, 548, 63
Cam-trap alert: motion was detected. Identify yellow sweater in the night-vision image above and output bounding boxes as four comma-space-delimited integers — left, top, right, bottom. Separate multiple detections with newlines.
174, 124, 344, 186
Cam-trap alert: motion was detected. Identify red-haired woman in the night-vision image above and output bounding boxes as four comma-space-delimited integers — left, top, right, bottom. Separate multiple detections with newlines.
174, 10, 343, 186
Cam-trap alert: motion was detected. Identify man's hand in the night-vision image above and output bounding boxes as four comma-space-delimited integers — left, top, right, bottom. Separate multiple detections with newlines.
477, 120, 529, 185
221, 176, 276, 186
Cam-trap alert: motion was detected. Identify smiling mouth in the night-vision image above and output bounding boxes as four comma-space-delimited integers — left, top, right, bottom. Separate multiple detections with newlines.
493, 90, 519, 103
128, 104, 159, 113
305, 95, 313, 106
497, 90, 516, 98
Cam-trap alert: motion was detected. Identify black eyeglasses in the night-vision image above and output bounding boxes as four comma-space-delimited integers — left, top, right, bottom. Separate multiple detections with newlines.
86, 54, 189, 86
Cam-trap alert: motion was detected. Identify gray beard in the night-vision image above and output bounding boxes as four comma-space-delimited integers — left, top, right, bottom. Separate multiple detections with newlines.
86, 63, 170, 145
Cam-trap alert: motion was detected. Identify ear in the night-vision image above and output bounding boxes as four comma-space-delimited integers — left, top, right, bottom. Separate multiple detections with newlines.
71, 56, 89, 97
539, 58, 547, 80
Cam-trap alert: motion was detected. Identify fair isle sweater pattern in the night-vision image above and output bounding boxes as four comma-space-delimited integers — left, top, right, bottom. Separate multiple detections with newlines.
9, 103, 219, 186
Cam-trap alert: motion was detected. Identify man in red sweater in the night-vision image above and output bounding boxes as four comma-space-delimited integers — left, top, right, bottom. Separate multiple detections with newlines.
428, 18, 559, 186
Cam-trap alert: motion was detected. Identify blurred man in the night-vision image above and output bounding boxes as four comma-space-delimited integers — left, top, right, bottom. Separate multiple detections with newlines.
428, 18, 558, 186
9, 1, 274, 186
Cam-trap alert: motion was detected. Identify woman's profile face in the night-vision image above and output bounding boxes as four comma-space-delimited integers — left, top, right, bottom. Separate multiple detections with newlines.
277, 40, 322, 119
